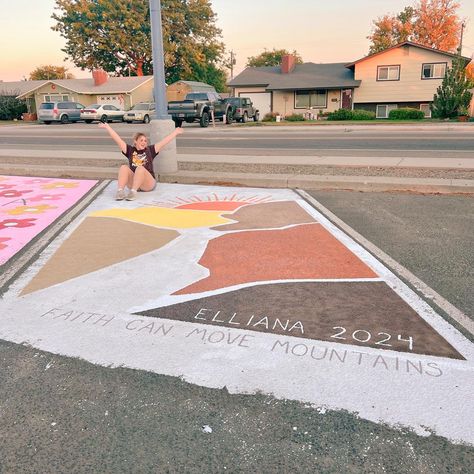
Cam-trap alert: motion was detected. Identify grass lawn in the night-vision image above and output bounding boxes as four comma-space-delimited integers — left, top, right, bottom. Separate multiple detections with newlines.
0, 120, 36, 126
240, 118, 470, 126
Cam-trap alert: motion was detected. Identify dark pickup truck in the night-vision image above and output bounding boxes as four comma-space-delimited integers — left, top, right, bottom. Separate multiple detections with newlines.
168, 92, 233, 127
224, 97, 260, 122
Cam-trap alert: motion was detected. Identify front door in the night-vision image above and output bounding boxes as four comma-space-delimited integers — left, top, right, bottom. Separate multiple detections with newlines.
342, 89, 352, 110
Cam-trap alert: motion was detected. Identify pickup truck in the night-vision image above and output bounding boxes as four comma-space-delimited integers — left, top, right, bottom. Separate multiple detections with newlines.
168, 92, 233, 128
223, 97, 260, 122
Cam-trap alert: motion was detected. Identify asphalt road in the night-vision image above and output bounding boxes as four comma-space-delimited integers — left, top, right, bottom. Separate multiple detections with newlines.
1, 123, 474, 159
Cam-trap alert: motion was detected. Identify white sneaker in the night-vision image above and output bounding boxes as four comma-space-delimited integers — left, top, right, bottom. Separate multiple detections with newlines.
125, 189, 137, 201
115, 189, 126, 200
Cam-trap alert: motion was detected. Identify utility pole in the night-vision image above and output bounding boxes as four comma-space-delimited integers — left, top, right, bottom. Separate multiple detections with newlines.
230, 50, 236, 79
149, 0, 177, 174
458, 21, 466, 55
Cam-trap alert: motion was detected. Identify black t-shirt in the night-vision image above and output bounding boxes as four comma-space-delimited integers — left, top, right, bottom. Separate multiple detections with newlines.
122, 144, 158, 178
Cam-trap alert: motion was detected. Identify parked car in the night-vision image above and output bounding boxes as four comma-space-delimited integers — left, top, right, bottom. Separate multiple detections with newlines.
80, 104, 125, 123
123, 102, 155, 123
168, 92, 233, 127
224, 97, 260, 122
38, 101, 85, 124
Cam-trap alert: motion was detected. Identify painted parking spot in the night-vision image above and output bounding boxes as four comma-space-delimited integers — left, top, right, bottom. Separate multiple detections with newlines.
0, 183, 472, 444
0, 175, 98, 266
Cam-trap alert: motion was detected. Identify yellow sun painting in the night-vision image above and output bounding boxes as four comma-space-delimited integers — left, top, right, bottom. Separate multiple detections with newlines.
153, 192, 273, 211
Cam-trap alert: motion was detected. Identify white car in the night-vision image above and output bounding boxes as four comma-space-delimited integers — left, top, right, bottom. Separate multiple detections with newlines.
80, 104, 125, 123
123, 102, 155, 123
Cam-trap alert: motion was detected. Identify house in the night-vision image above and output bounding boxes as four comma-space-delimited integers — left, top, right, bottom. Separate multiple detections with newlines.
228, 55, 360, 117
228, 42, 471, 118
0, 70, 154, 115
347, 42, 471, 118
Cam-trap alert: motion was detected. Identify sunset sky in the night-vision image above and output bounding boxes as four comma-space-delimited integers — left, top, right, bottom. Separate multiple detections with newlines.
1, 0, 473, 82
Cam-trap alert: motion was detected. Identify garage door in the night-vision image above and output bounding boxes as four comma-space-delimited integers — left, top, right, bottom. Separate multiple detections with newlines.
238, 92, 272, 117
97, 95, 125, 109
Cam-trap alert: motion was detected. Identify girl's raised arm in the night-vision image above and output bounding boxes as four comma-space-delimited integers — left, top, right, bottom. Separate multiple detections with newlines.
154, 127, 183, 154
98, 122, 127, 154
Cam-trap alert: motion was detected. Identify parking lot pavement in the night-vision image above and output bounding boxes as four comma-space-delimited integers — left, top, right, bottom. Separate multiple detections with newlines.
0, 179, 474, 442
306, 190, 474, 322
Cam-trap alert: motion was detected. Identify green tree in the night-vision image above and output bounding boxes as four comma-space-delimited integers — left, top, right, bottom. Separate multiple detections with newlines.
29, 65, 75, 80
368, 0, 462, 54
52, 0, 227, 90
0, 95, 27, 120
246, 49, 303, 68
431, 55, 473, 118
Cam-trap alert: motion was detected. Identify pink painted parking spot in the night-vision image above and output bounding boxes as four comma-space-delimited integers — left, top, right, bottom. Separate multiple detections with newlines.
0, 175, 97, 265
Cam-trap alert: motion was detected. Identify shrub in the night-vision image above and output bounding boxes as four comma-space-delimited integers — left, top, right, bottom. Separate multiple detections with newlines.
262, 112, 279, 122
389, 107, 425, 120
327, 108, 375, 121
431, 55, 473, 118
351, 109, 376, 120
0, 95, 27, 120
327, 108, 353, 120
285, 113, 305, 122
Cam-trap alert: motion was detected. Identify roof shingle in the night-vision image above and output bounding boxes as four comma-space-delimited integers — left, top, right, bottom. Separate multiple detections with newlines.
228, 63, 361, 90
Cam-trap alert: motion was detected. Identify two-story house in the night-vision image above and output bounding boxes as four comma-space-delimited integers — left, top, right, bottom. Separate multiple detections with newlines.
347, 42, 470, 118
228, 42, 471, 119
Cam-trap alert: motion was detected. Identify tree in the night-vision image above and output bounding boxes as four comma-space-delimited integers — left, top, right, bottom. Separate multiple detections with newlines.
0, 94, 27, 120
368, 7, 415, 54
246, 49, 303, 68
29, 65, 75, 80
52, 0, 227, 90
431, 55, 473, 118
368, 0, 462, 54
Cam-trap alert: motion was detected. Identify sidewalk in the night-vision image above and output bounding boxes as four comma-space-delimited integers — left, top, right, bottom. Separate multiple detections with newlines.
1, 148, 473, 193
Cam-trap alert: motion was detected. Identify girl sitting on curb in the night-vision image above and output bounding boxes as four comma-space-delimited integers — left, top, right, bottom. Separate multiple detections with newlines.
99, 121, 183, 200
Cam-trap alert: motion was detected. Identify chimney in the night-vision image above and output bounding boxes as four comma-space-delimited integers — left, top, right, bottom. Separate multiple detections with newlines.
281, 55, 296, 74
92, 69, 108, 86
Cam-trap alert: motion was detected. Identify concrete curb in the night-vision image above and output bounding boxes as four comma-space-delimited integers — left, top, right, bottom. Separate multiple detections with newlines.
159, 170, 474, 193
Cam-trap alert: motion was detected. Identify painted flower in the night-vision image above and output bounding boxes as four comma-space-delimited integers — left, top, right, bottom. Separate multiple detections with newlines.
6, 204, 57, 216
0, 237, 11, 250
0, 189, 33, 198
29, 194, 65, 202
0, 184, 15, 190
41, 182, 79, 189
0, 218, 37, 230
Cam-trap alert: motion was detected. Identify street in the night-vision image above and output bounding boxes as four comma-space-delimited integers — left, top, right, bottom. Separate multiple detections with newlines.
1, 122, 474, 159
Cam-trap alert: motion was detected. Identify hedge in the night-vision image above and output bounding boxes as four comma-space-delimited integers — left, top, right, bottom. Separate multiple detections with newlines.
388, 108, 425, 120
327, 108, 375, 121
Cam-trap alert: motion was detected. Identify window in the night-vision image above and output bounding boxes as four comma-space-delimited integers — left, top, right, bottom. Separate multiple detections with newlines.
377, 65, 400, 81
422, 63, 446, 79
295, 90, 327, 108
44, 94, 69, 102
420, 104, 431, 118
376, 104, 398, 118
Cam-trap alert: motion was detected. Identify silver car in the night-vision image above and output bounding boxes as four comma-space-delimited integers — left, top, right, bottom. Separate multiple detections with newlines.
123, 102, 155, 123
38, 101, 85, 124
80, 104, 125, 123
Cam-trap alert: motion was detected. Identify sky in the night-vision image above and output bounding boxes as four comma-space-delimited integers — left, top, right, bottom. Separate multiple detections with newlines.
0, 0, 473, 82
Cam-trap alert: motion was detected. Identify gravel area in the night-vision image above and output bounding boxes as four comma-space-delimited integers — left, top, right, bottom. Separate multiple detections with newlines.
179, 162, 474, 180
